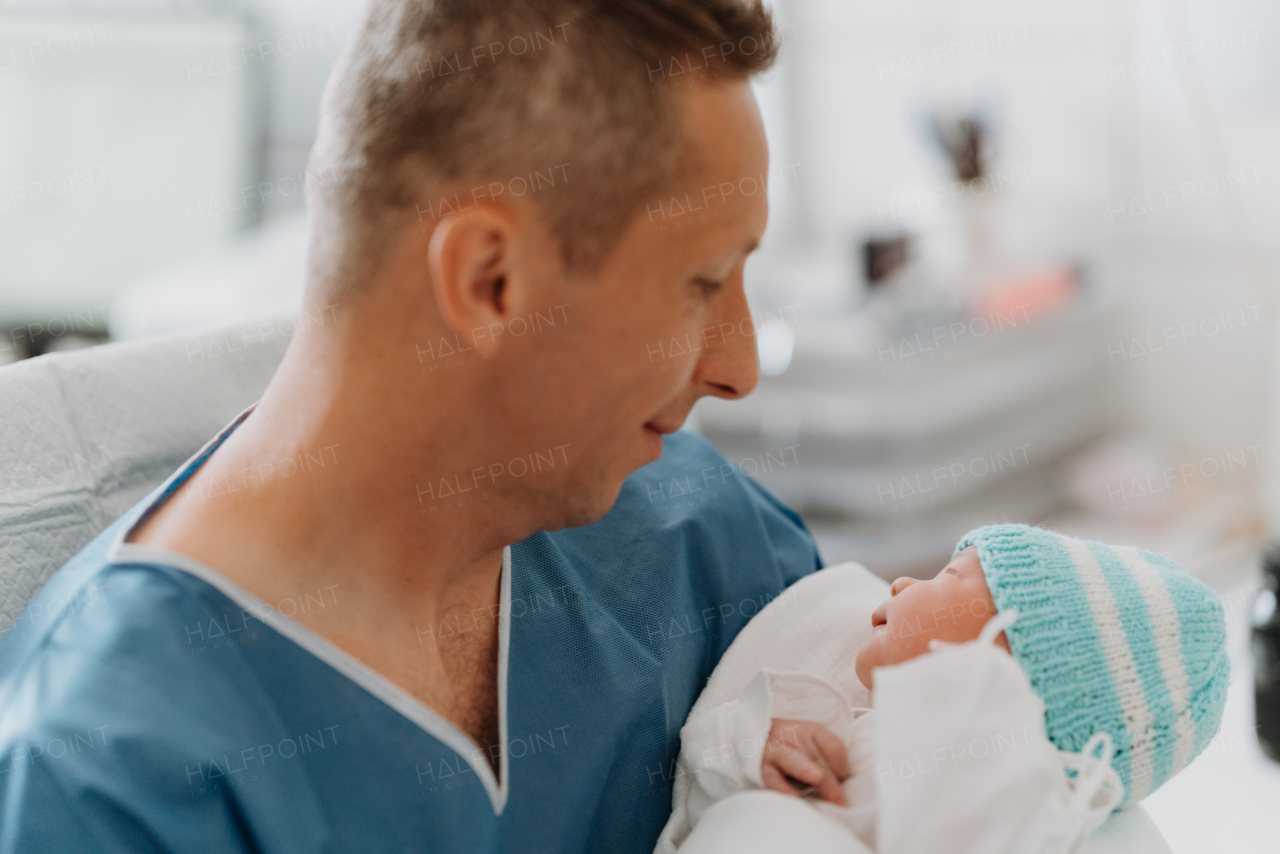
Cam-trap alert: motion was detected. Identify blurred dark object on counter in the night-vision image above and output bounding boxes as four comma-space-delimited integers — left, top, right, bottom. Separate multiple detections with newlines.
930, 112, 987, 183
861, 233, 912, 287
1253, 543, 1280, 761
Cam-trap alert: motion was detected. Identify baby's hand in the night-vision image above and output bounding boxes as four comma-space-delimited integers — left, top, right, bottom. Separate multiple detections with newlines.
760, 718, 850, 806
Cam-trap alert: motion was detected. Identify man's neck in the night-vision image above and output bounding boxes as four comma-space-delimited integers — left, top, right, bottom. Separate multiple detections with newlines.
126, 322, 523, 759
146, 318, 525, 612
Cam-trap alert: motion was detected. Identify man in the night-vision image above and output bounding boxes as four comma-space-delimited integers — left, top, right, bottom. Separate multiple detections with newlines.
0, 1, 820, 851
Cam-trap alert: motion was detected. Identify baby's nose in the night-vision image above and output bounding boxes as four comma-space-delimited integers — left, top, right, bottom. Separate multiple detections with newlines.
890, 577, 916, 596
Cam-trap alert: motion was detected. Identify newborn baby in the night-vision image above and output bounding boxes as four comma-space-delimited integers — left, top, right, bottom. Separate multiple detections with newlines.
665, 524, 1229, 854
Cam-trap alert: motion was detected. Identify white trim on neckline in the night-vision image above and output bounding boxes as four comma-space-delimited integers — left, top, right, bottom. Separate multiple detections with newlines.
105, 403, 512, 814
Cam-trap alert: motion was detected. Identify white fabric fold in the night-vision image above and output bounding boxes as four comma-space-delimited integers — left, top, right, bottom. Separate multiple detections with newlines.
873, 620, 1122, 854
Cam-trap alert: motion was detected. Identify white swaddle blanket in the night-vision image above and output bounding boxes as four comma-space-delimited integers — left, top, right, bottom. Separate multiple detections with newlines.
653, 562, 1171, 854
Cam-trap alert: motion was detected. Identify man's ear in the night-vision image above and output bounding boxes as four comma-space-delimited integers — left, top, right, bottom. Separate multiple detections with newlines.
426, 206, 525, 356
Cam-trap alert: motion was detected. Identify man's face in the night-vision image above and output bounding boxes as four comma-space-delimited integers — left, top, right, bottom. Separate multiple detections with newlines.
503, 79, 770, 527
853, 548, 1009, 690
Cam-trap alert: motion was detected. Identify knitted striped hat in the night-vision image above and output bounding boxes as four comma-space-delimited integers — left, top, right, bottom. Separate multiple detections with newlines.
954, 524, 1228, 807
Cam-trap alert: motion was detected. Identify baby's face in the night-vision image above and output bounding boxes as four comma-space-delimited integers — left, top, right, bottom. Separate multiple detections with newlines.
854, 546, 1010, 690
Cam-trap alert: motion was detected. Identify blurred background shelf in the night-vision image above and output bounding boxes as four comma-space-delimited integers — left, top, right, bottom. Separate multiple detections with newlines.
698, 291, 1116, 575
0, 9, 260, 324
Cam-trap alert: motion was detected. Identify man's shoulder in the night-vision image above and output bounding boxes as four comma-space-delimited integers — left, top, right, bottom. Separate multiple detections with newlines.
0, 556, 293, 833
0, 542, 265, 751
0, 552, 320, 852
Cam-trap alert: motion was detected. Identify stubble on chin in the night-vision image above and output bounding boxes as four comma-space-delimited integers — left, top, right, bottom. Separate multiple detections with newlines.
553, 477, 621, 531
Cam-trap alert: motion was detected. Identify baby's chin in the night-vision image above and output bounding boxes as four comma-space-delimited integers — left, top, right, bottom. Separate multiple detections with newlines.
853, 641, 876, 691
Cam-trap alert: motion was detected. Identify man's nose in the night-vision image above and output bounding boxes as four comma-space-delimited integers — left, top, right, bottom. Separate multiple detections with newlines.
693, 279, 759, 400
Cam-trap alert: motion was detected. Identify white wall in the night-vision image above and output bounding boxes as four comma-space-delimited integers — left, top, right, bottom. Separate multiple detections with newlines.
5, 0, 368, 217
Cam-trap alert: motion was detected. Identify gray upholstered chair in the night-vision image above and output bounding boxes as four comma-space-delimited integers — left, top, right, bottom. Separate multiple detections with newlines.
0, 320, 289, 636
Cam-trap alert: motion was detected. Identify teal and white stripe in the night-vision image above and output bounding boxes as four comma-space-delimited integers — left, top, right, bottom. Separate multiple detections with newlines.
1088, 542, 1178, 800
1141, 549, 1229, 756
1113, 547, 1197, 781
1060, 537, 1151, 797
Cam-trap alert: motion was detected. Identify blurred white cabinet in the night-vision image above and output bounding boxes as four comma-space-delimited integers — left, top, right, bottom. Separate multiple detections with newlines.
0, 10, 259, 320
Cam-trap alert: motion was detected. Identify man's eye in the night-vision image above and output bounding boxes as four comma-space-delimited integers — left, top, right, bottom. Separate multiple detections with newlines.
693, 277, 723, 296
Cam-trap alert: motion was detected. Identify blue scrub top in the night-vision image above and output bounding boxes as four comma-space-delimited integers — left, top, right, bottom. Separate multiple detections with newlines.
0, 413, 820, 853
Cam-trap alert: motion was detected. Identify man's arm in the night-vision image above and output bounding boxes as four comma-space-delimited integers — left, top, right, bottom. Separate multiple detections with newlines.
1, 750, 166, 854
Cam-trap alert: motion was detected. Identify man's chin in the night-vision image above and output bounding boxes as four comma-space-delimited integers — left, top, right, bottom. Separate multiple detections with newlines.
545, 479, 628, 532
547, 440, 669, 530
642, 424, 665, 464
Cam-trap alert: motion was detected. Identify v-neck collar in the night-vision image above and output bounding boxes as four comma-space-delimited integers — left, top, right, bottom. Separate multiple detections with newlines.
105, 404, 512, 814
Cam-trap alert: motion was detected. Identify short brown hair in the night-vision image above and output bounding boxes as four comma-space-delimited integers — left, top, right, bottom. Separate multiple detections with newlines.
306, 0, 778, 294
